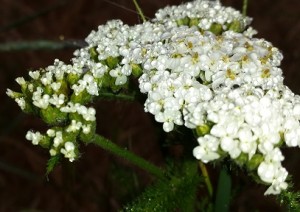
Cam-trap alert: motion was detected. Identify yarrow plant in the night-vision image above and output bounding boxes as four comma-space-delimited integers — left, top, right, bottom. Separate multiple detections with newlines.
7, 0, 300, 210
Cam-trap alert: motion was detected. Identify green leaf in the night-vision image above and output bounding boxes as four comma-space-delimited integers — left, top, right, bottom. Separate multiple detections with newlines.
123, 161, 201, 212
46, 154, 61, 176
277, 177, 300, 211
214, 166, 232, 212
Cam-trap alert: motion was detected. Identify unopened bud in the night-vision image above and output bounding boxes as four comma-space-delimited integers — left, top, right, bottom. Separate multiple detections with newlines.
40, 106, 68, 125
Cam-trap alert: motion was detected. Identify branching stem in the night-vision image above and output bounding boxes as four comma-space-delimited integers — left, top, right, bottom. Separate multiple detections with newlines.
199, 161, 213, 197
132, 0, 146, 22
97, 92, 135, 101
0, 40, 85, 51
242, 0, 249, 16
92, 134, 164, 178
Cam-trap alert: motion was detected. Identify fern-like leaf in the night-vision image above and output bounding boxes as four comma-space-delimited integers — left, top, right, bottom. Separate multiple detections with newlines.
123, 160, 202, 212
277, 177, 300, 211
45, 154, 61, 177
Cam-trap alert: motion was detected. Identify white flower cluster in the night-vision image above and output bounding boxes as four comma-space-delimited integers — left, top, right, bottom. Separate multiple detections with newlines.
7, 0, 299, 194
7, 60, 99, 162
154, 0, 251, 29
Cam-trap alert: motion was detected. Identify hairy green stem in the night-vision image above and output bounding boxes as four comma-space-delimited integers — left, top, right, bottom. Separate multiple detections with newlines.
199, 161, 213, 197
97, 92, 135, 101
92, 134, 164, 178
242, 0, 249, 16
0, 40, 85, 51
132, 0, 146, 22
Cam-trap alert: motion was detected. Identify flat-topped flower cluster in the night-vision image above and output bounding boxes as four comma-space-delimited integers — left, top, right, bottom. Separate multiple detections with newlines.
7, 0, 300, 195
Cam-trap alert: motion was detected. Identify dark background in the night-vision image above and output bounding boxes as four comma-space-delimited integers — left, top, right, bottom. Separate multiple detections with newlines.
1, 0, 300, 211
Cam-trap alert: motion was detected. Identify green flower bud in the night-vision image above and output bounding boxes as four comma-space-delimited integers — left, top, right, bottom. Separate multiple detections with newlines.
22, 99, 37, 114
71, 89, 93, 104
57, 80, 69, 96
106, 56, 120, 69
89, 46, 99, 62
40, 105, 68, 125
276, 131, 285, 147
235, 152, 248, 167
131, 63, 143, 77
228, 20, 243, 33
195, 124, 211, 136
44, 85, 53, 95
110, 82, 123, 93
69, 112, 84, 123
246, 154, 264, 171
176, 17, 190, 26
209, 23, 223, 35
96, 73, 112, 88
97, 72, 124, 92
63, 130, 78, 143
67, 73, 81, 85
39, 135, 51, 149
189, 18, 199, 27
198, 70, 211, 85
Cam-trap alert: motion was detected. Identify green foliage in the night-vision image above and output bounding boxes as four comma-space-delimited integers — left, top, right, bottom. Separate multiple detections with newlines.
46, 154, 61, 176
123, 160, 202, 212
278, 179, 300, 211
109, 163, 141, 203
214, 167, 232, 212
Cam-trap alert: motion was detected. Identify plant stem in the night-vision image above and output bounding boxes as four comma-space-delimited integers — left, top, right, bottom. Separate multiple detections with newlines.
92, 134, 164, 178
0, 40, 85, 51
97, 92, 135, 101
242, 0, 249, 16
199, 161, 213, 197
132, 0, 146, 22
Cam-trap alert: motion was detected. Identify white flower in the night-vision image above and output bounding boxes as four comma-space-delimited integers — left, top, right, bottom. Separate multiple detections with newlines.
258, 160, 288, 195
26, 131, 43, 145
47, 129, 56, 137
15, 77, 26, 85
72, 74, 99, 96
60, 142, 76, 162
155, 109, 183, 132
82, 124, 91, 134
238, 127, 257, 159
60, 102, 78, 113
50, 82, 61, 92
109, 67, 128, 85
15, 98, 26, 110
220, 136, 241, 159
49, 94, 65, 107
258, 161, 278, 184
49, 149, 57, 156
32, 87, 50, 109
193, 135, 220, 163
40, 72, 53, 86
66, 120, 82, 132
264, 179, 288, 195
76, 105, 96, 121
257, 148, 288, 195
91, 62, 108, 78
8, 0, 300, 196
53, 131, 63, 147
29, 71, 40, 80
